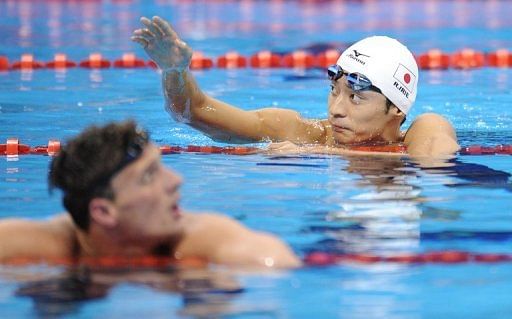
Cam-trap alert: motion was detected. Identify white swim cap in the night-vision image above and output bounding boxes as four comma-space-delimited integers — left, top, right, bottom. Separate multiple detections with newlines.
336, 36, 418, 114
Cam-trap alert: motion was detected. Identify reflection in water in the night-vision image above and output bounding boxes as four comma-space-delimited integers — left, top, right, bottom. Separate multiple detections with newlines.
16, 268, 109, 317
13, 265, 244, 318
323, 156, 423, 255
305, 155, 511, 256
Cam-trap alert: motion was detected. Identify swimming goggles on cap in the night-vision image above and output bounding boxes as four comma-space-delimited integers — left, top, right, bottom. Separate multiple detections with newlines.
98, 126, 149, 186
117, 126, 149, 172
327, 64, 382, 93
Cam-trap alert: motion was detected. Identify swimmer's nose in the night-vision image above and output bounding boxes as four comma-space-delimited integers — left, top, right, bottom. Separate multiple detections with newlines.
164, 167, 183, 194
330, 96, 348, 118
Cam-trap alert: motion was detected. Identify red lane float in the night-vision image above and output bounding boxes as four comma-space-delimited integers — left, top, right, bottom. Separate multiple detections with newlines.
11, 54, 45, 70
0, 56, 9, 71
31, 140, 61, 156
113, 53, 146, 68
1, 138, 30, 156
315, 49, 340, 68
2, 48, 512, 72
416, 49, 451, 70
494, 144, 512, 154
4, 255, 207, 268
459, 144, 512, 155
1, 139, 60, 156
147, 60, 158, 69
250, 51, 282, 68
486, 49, 512, 67
282, 50, 315, 68
190, 51, 214, 70
451, 49, 485, 69
349, 144, 407, 153
46, 53, 77, 69
217, 51, 247, 68
159, 145, 259, 155
2, 139, 511, 156
304, 251, 512, 266
79, 53, 111, 68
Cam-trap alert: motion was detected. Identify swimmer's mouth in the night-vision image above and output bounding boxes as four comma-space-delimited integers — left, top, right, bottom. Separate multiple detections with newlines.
332, 124, 351, 133
171, 204, 181, 218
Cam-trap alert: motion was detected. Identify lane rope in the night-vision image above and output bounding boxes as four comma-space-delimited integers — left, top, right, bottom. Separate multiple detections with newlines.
1, 48, 511, 72
4, 251, 511, 267
1, 138, 511, 156
304, 250, 512, 266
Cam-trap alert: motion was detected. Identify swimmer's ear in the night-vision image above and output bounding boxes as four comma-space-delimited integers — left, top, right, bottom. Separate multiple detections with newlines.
390, 104, 403, 116
389, 105, 407, 124
89, 198, 118, 228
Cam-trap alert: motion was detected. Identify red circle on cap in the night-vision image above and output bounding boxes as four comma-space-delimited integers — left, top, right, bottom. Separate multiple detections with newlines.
404, 73, 411, 84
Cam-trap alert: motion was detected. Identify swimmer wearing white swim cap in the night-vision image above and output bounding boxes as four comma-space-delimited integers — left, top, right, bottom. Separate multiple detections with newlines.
133, 16, 459, 157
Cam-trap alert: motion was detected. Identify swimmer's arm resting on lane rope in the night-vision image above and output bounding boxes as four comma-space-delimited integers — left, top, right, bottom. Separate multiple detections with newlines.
176, 213, 302, 269
132, 16, 327, 144
0, 214, 75, 263
404, 113, 460, 157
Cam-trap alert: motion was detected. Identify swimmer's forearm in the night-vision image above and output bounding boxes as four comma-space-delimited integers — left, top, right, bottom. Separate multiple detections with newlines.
162, 68, 207, 122
161, 68, 263, 142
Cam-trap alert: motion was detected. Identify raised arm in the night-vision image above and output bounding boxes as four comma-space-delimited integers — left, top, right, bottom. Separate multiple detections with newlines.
132, 16, 326, 144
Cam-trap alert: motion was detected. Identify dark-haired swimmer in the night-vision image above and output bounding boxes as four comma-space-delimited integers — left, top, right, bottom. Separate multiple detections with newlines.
132, 16, 459, 157
0, 121, 300, 268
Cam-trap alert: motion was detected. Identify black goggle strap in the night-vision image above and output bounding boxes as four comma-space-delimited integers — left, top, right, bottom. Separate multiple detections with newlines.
94, 126, 149, 191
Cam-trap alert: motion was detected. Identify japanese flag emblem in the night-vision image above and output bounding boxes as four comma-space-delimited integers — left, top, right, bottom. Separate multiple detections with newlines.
393, 64, 416, 93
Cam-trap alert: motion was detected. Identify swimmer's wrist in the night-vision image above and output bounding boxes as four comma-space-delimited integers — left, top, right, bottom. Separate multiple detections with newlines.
162, 65, 189, 74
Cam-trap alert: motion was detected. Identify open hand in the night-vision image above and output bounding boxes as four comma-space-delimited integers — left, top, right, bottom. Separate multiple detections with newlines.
131, 16, 192, 70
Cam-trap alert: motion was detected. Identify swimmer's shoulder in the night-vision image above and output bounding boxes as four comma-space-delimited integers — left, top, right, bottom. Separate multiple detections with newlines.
0, 213, 78, 262
176, 212, 301, 268
173, 212, 249, 260
180, 212, 251, 240
404, 113, 459, 156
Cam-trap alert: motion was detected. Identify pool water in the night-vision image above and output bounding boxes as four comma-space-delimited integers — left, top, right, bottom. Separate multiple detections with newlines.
1, 0, 512, 318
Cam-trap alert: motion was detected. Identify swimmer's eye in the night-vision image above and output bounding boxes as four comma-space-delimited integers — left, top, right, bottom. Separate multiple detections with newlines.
350, 94, 363, 104
140, 164, 158, 184
329, 83, 339, 95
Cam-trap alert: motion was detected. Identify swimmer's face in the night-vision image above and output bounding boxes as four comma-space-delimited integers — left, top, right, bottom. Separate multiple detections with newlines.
327, 77, 398, 144
109, 143, 184, 243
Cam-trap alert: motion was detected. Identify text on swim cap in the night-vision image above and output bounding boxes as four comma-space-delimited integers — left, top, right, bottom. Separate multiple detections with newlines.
346, 50, 370, 66
393, 81, 410, 98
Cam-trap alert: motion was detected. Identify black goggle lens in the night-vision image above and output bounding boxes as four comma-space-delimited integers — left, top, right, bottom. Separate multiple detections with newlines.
327, 64, 380, 93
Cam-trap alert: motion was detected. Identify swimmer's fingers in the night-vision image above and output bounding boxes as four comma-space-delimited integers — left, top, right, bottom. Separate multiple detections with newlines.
131, 36, 149, 48
131, 29, 154, 48
150, 16, 167, 38
140, 17, 160, 39
132, 28, 155, 39
152, 16, 179, 39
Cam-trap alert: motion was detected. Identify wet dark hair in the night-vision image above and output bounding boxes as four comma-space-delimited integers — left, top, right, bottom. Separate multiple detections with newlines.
49, 120, 148, 231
